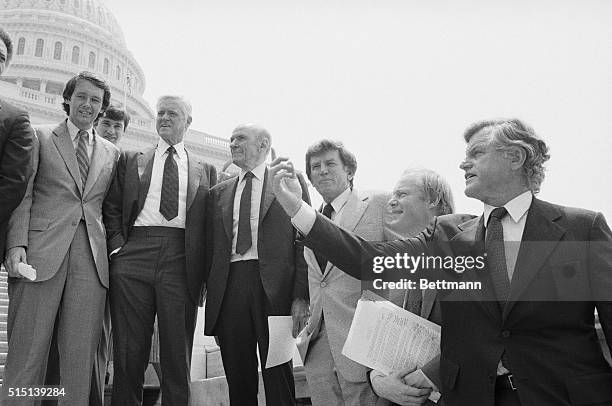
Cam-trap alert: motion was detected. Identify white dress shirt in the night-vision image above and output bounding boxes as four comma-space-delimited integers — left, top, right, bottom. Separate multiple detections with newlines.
483, 190, 532, 281
67, 119, 94, 161
134, 139, 188, 228
230, 162, 266, 262
323, 187, 351, 222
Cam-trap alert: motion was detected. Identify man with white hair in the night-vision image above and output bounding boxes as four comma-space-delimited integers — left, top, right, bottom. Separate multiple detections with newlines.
104, 95, 217, 405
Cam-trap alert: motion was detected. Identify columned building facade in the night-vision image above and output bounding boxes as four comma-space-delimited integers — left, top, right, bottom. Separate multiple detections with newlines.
0, 0, 230, 168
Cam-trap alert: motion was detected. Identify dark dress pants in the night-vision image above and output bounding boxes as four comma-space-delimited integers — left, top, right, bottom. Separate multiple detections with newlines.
110, 227, 196, 406
216, 260, 296, 406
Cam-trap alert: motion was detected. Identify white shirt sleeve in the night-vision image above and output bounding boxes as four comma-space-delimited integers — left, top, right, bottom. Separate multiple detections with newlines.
291, 201, 317, 235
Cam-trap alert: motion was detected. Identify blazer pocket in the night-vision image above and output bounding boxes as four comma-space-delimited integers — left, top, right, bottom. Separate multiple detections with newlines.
565, 372, 612, 405
29, 218, 50, 231
440, 357, 460, 391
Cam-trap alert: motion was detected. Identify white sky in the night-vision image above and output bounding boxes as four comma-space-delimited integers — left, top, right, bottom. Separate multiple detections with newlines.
104, 0, 612, 219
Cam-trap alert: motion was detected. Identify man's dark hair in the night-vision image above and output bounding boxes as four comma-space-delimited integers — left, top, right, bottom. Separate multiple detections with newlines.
99, 104, 131, 131
0, 27, 13, 65
62, 71, 111, 119
305, 139, 357, 188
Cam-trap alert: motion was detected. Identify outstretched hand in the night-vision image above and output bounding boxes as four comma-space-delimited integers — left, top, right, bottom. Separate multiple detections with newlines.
269, 157, 303, 217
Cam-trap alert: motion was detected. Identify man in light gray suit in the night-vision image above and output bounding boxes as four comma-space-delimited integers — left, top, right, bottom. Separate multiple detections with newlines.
2, 71, 119, 405
372, 168, 455, 406
297, 140, 388, 406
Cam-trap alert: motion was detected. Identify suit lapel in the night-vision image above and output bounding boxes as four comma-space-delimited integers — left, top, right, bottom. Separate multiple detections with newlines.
51, 121, 82, 193
259, 168, 275, 223
83, 133, 107, 196
502, 199, 565, 319
186, 150, 203, 212
221, 179, 239, 243
322, 190, 367, 278
137, 148, 155, 212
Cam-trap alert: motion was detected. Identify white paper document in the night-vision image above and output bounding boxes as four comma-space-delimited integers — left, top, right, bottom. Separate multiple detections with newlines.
266, 316, 296, 369
342, 291, 441, 375
17, 262, 36, 281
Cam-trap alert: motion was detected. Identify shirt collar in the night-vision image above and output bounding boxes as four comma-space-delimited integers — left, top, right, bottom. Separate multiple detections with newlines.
66, 118, 94, 145
239, 161, 266, 183
325, 187, 351, 214
156, 138, 186, 160
483, 190, 532, 227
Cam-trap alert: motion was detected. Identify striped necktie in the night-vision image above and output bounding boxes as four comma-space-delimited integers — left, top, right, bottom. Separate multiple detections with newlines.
76, 130, 89, 189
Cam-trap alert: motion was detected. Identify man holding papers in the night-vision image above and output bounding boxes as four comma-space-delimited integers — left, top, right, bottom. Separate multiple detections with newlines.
371, 168, 455, 405
269, 118, 612, 406
299, 140, 388, 406
205, 124, 310, 406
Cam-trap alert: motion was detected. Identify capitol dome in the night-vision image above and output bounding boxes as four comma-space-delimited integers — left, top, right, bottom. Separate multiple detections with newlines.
0, 0, 231, 167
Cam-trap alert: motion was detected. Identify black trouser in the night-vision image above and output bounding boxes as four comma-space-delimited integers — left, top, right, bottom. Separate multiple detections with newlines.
110, 227, 196, 406
216, 260, 295, 406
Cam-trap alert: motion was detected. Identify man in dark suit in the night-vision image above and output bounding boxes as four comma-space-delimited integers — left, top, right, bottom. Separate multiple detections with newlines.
373, 168, 455, 406
0, 27, 34, 264
205, 124, 309, 406
103, 95, 217, 405
2, 71, 120, 404
270, 118, 612, 406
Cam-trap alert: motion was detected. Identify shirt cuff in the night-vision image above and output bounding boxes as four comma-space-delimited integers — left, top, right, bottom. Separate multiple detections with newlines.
291, 201, 316, 235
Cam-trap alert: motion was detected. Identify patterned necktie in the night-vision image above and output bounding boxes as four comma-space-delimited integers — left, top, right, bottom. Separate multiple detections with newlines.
404, 284, 423, 316
486, 207, 510, 303
159, 146, 179, 221
236, 171, 254, 255
76, 130, 89, 189
315, 203, 334, 272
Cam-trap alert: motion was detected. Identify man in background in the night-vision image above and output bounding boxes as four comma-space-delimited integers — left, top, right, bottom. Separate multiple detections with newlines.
0, 26, 34, 266
373, 168, 454, 406
96, 104, 130, 145
205, 124, 309, 405
2, 71, 119, 404
298, 139, 388, 406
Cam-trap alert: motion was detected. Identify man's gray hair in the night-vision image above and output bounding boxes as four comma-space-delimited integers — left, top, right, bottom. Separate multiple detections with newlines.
401, 168, 455, 216
157, 95, 192, 119
463, 118, 550, 194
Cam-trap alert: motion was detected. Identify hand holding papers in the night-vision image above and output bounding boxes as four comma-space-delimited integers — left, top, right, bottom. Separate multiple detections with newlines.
17, 262, 36, 280
342, 291, 441, 401
342, 291, 440, 374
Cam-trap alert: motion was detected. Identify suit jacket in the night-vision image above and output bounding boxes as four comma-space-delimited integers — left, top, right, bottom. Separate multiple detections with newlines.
298, 190, 387, 383
0, 99, 34, 260
103, 147, 217, 304
303, 197, 612, 406
204, 169, 310, 336
6, 121, 119, 286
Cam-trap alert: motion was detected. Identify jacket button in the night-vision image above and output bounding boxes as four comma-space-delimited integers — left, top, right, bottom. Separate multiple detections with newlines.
320, 282, 327, 288
501, 330, 511, 338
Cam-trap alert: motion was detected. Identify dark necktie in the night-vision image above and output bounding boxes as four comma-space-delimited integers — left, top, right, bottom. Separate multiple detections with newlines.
404, 285, 423, 316
236, 171, 254, 255
76, 130, 89, 189
486, 207, 510, 303
315, 203, 334, 272
159, 146, 179, 221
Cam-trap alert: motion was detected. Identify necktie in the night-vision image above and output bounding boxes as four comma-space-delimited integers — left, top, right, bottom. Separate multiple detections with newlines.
315, 203, 334, 272
159, 146, 179, 221
486, 207, 510, 303
76, 130, 89, 189
236, 171, 254, 255
404, 285, 423, 316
